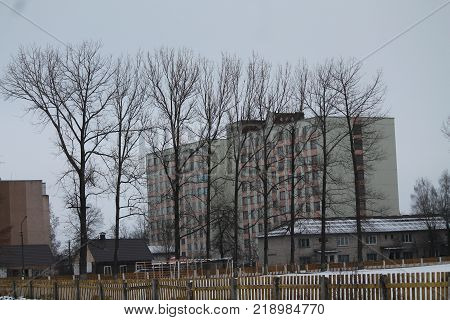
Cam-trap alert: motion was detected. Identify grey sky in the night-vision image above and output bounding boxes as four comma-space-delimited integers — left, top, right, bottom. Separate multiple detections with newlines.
0, 0, 449, 239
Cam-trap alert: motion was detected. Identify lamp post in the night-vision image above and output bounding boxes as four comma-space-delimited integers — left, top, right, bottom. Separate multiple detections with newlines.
20, 215, 28, 279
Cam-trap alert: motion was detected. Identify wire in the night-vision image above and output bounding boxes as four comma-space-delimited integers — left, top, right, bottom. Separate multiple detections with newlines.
0, 0, 68, 48
359, 1, 450, 63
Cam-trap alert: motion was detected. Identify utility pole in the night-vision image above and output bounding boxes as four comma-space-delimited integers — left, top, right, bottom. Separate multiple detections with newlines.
20, 215, 28, 279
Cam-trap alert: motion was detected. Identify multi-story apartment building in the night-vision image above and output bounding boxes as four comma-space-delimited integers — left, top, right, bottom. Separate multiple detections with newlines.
0, 180, 51, 246
146, 112, 399, 263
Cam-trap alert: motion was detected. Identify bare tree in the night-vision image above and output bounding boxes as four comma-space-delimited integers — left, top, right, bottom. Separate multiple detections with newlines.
246, 57, 292, 273
443, 116, 450, 140
100, 55, 149, 277
144, 48, 200, 259
331, 58, 385, 267
437, 170, 450, 255
226, 56, 259, 267
49, 209, 61, 256
411, 178, 440, 257
0, 42, 115, 274
211, 203, 235, 259
283, 61, 317, 270
305, 61, 348, 270
196, 55, 234, 259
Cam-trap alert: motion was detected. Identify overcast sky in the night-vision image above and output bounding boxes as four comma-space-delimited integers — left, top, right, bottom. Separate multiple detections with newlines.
0, 0, 449, 241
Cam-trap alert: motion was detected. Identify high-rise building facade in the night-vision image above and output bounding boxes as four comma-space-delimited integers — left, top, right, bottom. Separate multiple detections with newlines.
146, 113, 399, 262
0, 180, 51, 246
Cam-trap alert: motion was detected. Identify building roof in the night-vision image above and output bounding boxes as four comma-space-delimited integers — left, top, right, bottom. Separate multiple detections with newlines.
0, 245, 54, 268
261, 216, 448, 238
88, 239, 152, 263
148, 245, 175, 254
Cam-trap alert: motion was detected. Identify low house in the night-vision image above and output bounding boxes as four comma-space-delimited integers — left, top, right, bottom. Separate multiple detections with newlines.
0, 244, 54, 278
74, 233, 153, 275
257, 216, 448, 266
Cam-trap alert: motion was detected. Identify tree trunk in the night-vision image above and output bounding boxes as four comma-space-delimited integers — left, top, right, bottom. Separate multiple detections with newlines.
174, 148, 181, 260
263, 142, 269, 275
346, 118, 364, 269
289, 127, 296, 271
233, 157, 240, 268
79, 173, 88, 276
113, 182, 121, 278
206, 143, 212, 260
320, 124, 327, 271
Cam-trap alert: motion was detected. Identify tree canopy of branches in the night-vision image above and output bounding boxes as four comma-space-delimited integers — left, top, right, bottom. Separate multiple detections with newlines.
411, 170, 450, 256
145, 48, 200, 259
331, 58, 385, 267
0, 41, 115, 275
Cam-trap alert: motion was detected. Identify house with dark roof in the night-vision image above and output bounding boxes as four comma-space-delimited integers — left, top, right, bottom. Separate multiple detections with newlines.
257, 216, 449, 265
0, 244, 54, 278
73, 233, 153, 275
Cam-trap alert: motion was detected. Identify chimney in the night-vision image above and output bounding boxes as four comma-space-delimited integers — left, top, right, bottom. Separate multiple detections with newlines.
99, 232, 106, 240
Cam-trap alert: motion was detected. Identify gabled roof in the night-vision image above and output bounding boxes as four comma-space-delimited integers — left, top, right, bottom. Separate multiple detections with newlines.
88, 239, 152, 263
0, 245, 54, 268
261, 216, 448, 238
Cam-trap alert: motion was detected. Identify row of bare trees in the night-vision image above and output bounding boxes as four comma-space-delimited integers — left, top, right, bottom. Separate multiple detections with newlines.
411, 170, 450, 256
1, 41, 387, 275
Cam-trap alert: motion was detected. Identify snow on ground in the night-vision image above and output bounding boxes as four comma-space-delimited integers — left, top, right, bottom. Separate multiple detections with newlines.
298, 263, 450, 276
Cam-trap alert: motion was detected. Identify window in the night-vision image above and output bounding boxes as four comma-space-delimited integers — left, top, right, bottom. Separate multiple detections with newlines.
280, 191, 286, 200
278, 160, 284, 171
119, 265, 127, 274
313, 186, 320, 196
258, 224, 263, 233
402, 233, 413, 243
367, 253, 377, 261
306, 202, 311, 213
338, 255, 350, 263
298, 238, 310, 248
277, 146, 284, 156
310, 139, 317, 150
312, 170, 319, 181
365, 235, 377, 245
104, 266, 112, 275
337, 236, 349, 247
314, 201, 320, 211
311, 155, 318, 166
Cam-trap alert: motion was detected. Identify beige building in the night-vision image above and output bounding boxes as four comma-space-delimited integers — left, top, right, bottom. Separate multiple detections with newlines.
259, 216, 448, 265
0, 180, 51, 246
146, 112, 400, 262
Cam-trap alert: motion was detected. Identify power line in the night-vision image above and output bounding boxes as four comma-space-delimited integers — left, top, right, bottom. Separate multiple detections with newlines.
359, 1, 450, 63
0, 0, 68, 48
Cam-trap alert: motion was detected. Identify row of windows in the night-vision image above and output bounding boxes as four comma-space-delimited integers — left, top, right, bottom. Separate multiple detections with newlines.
298, 233, 414, 248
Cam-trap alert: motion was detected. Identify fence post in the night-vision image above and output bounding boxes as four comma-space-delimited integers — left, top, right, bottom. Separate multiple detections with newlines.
151, 278, 159, 300
28, 280, 33, 299
230, 277, 238, 300
447, 273, 450, 300
379, 275, 389, 300
272, 276, 281, 300
122, 281, 128, 300
186, 280, 193, 300
12, 280, 17, 298
53, 281, 59, 300
319, 276, 329, 300
75, 279, 81, 300
98, 281, 104, 300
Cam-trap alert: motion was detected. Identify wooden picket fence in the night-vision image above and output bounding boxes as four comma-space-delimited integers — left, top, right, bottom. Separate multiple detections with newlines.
0, 271, 448, 300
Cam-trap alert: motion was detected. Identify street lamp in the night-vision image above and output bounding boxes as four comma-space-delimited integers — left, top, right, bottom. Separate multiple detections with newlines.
20, 215, 27, 279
